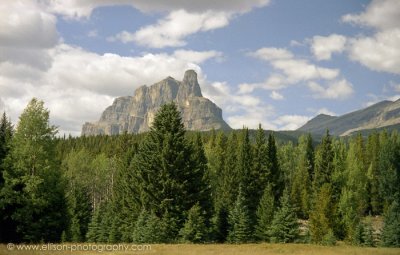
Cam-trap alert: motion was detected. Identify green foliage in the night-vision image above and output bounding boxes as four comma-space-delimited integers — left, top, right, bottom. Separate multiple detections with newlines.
0, 98, 66, 242
227, 186, 252, 243
268, 190, 299, 243
255, 183, 275, 241
309, 183, 335, 243
291, 134, 313, 218
313, 130, 334, 191
180, 203, 209, 243
381, 200, 400, 247
131, 103, 211, 239
267, 133, 282, 201
132, 209, 168, 243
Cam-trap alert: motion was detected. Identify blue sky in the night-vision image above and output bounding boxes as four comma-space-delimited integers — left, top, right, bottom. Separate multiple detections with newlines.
0, 0, 399, 135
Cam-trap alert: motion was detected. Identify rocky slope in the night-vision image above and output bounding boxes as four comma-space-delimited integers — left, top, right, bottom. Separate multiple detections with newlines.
298, 99, 400, 136
82, 70, 230, 135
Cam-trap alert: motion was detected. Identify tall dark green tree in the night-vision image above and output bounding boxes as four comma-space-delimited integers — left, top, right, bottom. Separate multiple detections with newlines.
227, 186, 252, 243
255, 183, 275, 241
313, 130, 334, 192
291, 134, 313, 218
252, 125, 270, 203
266, 133, 282, 201
381, 200, 400, 247
0, 98, 67, 242
268, 189, 299, 243
0, 112, 13, 242
180, 203, 209, 243
131, 103, 211, 239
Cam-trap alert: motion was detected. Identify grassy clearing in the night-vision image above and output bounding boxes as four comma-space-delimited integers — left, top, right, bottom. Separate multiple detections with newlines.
1, 243, 400, 255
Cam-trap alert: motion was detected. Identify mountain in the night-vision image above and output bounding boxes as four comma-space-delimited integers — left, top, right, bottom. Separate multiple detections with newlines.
298, 99, 400, 136
82, 70, 231, 135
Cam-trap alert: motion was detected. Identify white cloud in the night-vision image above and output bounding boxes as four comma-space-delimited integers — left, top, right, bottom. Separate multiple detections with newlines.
342, 0, 400, 75
0, 1, 58, 49
273, 115, 310, 130
48, 0, 270, 18
342, 0, 400, 31
348, 29, 400, 75
308, 79, 353, 99
311, 34, 347, 60
250, 47, 293, 60
173, 50, 223, 63
243, 47, 344, 95
88, 29, 98, 37
110, 10, 230, 48
270, 91, 284, 100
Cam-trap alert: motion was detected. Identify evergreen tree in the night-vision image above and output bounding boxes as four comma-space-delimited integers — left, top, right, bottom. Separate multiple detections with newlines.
291, 134, 313, 218
86, 207, 101, 242
366, 132, 381, 214
252, 124, 270, 204
227, 186, 252, 243
212, 205, 229, 243
309, 183, 335, 243
180, 203, 209, 243
268, 189, 299, 243
381, 200, 400, 247
313, 130, 334, 192
255, 183, 275, 241
0, 112, 13, 242
131, 103, 210, 239
266, 133, 282, 201
0, 98, 66, 242
132, 209, 167, 243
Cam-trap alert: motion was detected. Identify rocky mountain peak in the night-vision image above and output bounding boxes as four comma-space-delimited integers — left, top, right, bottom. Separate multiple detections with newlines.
82, 70, 230, 135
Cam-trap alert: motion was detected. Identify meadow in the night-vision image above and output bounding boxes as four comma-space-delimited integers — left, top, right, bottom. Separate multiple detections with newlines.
1, 243, 400, 255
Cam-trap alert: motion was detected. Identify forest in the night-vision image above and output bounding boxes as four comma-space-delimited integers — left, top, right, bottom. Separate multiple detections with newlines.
0, 98, 399, 247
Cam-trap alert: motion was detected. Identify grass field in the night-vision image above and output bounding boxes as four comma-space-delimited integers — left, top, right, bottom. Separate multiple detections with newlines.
1, 243, 400, 255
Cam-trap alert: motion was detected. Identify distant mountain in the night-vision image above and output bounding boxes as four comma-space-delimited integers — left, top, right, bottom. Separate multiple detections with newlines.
298, 99, 400, 136
82, 70, 230, 135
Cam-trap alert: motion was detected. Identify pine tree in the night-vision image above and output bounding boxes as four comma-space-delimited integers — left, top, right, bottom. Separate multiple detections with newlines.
0, 98, 67, 242
267, 133, 282, 201
86, 207, 101, 242
291, 134, 313, 218
180, 203, 209, 243
131, 103, 210, 240
132, 209, 167, 243
313, 130, 334, 192
0, 112, 13, 242
268, 189, 299, 243
252, 124, 270, 204
256, 183, 275, 241
227, 186, 252, 243
212, 205, 229, 243
309, 183, 335, 243
381, 200, 400, 247
366, 132, 381, 214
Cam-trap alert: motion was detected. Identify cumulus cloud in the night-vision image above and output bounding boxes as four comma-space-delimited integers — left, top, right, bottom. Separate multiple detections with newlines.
110, 10, 230, 48
348, 29, 400, 75
311, 34, 347, 60
243, 47, 351, 99
273, 115, 310, 130
316, 107, 336, 116
270, 91, 284, 100
342, 0, 400, 31
307, 79, 353, 99
48, 0, 270, 18
342, 0, 400, 75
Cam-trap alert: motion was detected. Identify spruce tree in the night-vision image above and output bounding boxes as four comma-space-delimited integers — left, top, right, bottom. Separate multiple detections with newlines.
381, 200, 400, 247
266, 133, 282, 201
309, 183, 335, 243
252, 124, 270, 205
291, 134, 313, 218
86, 207, 101, 242
227, 186, 252, 243
131, 103, 210, 239
0, 112, 13, 242
268, 189, 299, 243
0, 98, 67, 242
256, 183, 275, 241
180, 203, 209, 243
313, 130, 334, 192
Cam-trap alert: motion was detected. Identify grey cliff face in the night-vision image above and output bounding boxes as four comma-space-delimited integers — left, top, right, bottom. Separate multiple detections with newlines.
82, 70, 231, 135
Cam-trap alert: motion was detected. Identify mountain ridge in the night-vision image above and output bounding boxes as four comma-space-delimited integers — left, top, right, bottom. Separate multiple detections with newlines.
81, 70, 230, 135
298, 99, 400, 136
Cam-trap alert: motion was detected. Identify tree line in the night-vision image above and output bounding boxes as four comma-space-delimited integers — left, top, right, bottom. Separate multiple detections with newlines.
0, 98, 399, 247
